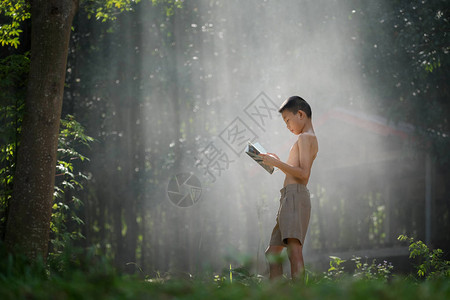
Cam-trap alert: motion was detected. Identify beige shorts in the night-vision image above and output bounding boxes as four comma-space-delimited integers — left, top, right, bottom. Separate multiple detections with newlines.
269, 184, 311, 246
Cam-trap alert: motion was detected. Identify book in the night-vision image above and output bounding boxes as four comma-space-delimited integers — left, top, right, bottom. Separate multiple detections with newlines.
245, 141, 275, 174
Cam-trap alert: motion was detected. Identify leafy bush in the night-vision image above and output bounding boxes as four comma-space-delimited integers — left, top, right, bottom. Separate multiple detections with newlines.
398, 234, 450, 279
50, 115, 94, 260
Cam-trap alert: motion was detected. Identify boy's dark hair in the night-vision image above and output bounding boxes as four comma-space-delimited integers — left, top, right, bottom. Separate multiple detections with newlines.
278, 96, 312, 118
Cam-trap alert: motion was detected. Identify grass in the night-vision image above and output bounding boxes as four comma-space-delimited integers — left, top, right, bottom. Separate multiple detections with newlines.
0, 237, 449, 300
1, 269, 450, 300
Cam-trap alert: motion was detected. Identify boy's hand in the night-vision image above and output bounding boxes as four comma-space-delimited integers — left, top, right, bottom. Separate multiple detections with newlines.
259, 153, 280, 167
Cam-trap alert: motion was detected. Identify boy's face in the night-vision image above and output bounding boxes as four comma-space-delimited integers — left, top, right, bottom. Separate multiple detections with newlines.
281, 110, 305, 135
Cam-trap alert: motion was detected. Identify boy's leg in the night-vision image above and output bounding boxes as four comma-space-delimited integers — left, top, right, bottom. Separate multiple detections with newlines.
265, 245, 284, 280
286, 238, 304, 280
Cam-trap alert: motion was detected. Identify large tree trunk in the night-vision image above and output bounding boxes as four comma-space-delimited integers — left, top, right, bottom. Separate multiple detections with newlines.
5, 0, 78, 260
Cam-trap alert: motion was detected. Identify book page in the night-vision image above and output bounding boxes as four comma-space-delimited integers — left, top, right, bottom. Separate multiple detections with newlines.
245, 141, 274, 174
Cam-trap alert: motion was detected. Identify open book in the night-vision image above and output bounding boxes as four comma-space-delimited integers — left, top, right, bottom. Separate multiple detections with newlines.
245, 141, 275, 174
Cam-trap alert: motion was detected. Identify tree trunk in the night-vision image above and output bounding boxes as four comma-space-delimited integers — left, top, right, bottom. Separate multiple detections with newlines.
5, 0, 78, 260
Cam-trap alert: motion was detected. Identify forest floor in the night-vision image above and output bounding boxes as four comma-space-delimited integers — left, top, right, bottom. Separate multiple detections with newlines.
1, 245, 449, 300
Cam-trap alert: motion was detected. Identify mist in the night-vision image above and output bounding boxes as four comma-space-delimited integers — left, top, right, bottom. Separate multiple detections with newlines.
63, 0, 447, 276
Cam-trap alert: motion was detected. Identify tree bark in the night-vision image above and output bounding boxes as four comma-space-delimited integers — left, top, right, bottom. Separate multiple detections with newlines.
5, 0, 78, 260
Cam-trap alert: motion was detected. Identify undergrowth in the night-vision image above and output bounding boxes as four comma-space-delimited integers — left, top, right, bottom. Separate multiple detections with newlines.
0, 235, 449, 299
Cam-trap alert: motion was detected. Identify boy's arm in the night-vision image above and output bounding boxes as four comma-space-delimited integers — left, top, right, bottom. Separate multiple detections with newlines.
260, 135, 314, 181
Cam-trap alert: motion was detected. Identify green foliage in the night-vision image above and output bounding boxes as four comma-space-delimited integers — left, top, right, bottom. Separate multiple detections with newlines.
82, 0, 182, 22
1, 59, 93, 254
353, 0, 450, 164
1, 243, 450, 300
0, 0, 183, 47
323, 233, 450, 283
0, 0, 30, 48
83, 0, 142, 22
352, 256, 393, 281
0, 53, 29, 234
0, 242, 123, 299
58, 114, 94, 164
50, 115, 94, 259
47, 244, 117, 279
0, 53, 93, 256
0, 236, 449, 299
398, 234, 450, 279
150, 0, 183, 17
0, 241, 48, 284
388, 0, 448, 74
324, 256, 347, 280
0, 0, 146, 46
324, 255, 393, 282
213, 264, 264, 287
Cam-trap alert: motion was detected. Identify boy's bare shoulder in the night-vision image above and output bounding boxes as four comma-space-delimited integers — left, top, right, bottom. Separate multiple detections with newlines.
297, 132, 319, 157
297, 132, 317, 142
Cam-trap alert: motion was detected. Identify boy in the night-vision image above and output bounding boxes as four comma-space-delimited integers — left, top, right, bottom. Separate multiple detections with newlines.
259, 95, 318, 280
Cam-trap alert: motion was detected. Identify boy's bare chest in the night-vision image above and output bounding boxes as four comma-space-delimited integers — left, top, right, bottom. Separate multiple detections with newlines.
286, 142, 300, 167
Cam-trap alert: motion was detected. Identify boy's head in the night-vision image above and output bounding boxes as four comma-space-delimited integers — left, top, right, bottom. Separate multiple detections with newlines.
278, 96, 312, 135
278, 96, 312, 118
